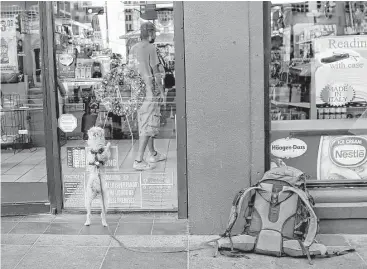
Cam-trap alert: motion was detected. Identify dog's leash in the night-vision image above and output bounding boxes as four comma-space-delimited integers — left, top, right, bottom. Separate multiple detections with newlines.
96, 167, 220, 254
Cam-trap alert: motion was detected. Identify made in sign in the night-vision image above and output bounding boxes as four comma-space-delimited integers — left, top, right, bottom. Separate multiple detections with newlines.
329, 136, 367, 167
320, 83, 355, 106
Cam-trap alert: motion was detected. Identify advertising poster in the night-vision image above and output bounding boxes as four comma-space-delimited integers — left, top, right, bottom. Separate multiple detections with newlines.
66, 146, 119, 170
57, 52, 76, 78
270, 132, 367, 181
103, 173, 142, 209
318, 135, 367, 181
63, 171, 177, 210
314, 36, 367, 106
270, 135, 314, 174
1, 16, 18, 75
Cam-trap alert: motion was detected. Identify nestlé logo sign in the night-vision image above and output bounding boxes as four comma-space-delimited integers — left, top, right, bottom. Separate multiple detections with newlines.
329, 136, 367, 167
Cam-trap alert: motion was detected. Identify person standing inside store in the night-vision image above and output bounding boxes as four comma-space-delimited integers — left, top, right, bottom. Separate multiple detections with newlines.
129, 22, 166, 171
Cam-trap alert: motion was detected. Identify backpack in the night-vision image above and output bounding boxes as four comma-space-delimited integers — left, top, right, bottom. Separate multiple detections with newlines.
213, 166, 355, 265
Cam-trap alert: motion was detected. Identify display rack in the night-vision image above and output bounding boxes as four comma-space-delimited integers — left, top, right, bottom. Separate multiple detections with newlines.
0, 93, 37, 152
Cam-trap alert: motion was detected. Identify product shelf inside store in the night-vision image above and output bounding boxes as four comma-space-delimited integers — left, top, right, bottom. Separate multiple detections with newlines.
272, 118, 367, 132
271, 100, 311, 108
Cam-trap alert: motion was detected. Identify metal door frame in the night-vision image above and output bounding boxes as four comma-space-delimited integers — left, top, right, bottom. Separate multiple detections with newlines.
39, 1, 188, 218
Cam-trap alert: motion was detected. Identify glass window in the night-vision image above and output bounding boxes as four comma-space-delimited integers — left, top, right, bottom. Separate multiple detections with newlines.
1, 2, 49, 209
54, 1, 178, 211
269, 1, 367, 182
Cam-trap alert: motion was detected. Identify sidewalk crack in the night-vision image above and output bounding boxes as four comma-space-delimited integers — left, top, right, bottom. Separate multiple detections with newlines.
346, 236, 367, 265
98, 237, 111, 269
13, 233, 42, 269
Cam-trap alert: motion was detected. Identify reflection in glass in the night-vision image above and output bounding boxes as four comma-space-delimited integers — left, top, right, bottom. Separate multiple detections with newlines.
270, 1, 367, 122
1, 2, 48, 206
269, 1, 367, 182
55, 1, 178, 211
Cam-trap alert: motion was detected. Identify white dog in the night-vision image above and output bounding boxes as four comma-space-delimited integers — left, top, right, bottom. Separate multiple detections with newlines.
84, 126, 111, 227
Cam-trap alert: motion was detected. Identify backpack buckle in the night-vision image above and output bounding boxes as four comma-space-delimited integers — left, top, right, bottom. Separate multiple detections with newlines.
271, 193, 278, 205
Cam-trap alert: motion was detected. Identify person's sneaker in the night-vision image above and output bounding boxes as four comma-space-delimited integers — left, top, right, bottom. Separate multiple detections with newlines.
148, 152, 167, 163
133, 160, 155, 171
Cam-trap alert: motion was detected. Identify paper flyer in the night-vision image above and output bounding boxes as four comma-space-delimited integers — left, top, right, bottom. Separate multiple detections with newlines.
0, 16, 18, 74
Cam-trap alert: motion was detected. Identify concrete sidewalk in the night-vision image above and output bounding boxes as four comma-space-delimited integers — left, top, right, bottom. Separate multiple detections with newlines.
1, 213, 367, 269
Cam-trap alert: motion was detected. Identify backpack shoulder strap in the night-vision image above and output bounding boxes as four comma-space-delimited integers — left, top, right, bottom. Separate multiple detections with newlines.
282, 186, 318, 247
222, 186, 261, 237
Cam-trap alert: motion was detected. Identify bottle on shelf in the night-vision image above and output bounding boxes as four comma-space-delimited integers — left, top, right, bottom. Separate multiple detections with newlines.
341, 106, 347, 119
329, 106, 336, 119
324, 105, 330, 120
318, 106, 324, 120
346, 104, 354, 119
335, 106, 342, 119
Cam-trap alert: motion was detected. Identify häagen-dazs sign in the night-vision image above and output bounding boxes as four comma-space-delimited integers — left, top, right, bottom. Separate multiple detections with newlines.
271, 137, 307, 159
329, 136, 367, 167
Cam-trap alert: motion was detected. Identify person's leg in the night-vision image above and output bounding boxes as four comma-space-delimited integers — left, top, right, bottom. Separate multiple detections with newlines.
133, 135, 156, 170
136, 135, 150, 162
147, 136, 156, 155
147, 136, 167, 163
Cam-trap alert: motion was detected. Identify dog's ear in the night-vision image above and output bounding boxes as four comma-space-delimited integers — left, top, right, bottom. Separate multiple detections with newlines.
87, 127, 93, 138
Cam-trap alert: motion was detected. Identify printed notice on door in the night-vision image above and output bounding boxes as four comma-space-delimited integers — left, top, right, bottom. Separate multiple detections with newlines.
63, 173, 85, 208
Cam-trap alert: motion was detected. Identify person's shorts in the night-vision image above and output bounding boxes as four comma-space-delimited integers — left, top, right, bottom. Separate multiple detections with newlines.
137, 96, 161, 137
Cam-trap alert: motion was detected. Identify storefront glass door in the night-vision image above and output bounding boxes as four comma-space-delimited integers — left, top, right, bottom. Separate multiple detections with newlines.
1, 2, 49, 215
54, 1, 178, 212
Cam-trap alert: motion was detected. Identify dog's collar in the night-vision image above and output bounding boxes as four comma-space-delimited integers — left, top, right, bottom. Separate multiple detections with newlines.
89, 160, 104, 167
89, 148, 105, 168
